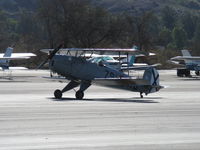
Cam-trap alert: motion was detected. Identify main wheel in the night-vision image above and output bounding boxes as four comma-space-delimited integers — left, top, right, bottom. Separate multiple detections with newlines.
76, 91, 84, 100
54, 89, 62, 99
177, 69, 183, 77
184, 69, 191, 77
140, 92, 143, 98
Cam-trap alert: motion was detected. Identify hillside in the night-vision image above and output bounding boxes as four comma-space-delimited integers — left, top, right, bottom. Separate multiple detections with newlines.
0, 0, 37, 17
1, 0, 200, 15
92, 0, 200, 14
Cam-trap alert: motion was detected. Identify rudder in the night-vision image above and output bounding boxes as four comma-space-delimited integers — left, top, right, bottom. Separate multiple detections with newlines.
143, 67, 161, 93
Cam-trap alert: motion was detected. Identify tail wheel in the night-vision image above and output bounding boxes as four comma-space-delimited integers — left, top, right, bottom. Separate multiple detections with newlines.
76, 91, 84, 100
195, 71, 200, 76
140, 92, 143, 98
54, 89, 62, 99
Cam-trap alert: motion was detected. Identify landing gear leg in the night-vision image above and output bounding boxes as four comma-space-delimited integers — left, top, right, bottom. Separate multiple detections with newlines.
54, 80, 80, 99
140, 92, 143, 98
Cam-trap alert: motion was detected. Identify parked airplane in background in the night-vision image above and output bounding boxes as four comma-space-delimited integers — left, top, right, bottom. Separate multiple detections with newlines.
39, 45, 163, 99
170, 50, 200, 77
0, 47, 36, 70
82, 51, 156, 70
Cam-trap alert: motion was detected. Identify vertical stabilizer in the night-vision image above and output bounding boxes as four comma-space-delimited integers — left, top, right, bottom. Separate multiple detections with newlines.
3, 47, 13, 57
143, 67, 161, 93
129, 56, 135, 65
181, 50, 193, 64
181, 50, 191, 57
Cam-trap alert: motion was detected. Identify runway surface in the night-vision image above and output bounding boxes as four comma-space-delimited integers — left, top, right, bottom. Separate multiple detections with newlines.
0, 70, 200, 150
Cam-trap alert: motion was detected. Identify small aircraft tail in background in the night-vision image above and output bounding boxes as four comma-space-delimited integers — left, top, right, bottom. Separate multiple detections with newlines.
3, 47, 13, 57
170, 49, 200, 77
181, 50, 191, 57
0, 47, 14, 69
181, 50, 193, 64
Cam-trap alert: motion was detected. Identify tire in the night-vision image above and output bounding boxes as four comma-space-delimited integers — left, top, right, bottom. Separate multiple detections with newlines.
76, 91, 84, 100
195, 71, 200, 76
54, 89, 62, 99
177, 69, 183, 77
184, 69, 191, 77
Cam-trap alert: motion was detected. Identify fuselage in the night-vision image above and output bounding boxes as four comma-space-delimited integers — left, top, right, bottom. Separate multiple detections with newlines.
49, 55, 128, 81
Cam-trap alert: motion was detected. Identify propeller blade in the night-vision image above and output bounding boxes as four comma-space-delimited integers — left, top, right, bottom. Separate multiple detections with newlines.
37, 44, 63, 69
48, 44, 63, 59
37, 58, 49, 69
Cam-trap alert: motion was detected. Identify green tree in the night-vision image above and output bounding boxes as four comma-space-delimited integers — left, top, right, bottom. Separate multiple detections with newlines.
172, 26, 187, 49
192, 21, 200, 54
126, 12, 159, 50
158, 27, 172, 47
161, 6, 177, 30
181, 13, 197, 39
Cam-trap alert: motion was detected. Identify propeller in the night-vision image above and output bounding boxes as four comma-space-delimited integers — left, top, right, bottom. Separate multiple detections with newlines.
37, 44, 63, 69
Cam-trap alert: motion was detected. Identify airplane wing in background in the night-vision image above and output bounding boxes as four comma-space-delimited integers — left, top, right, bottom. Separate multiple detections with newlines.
10, 53, 36, 57
0, 53, 36, 60
171, 56, 200, 61
120, 64, 161, 71
0, 67, 28, 70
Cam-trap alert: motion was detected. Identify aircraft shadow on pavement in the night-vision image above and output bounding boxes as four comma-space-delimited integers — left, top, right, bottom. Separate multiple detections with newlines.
48, 97, 160, 103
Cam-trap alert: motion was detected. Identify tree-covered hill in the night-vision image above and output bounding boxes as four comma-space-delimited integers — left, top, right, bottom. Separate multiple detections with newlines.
0, 0, 200, 68
1, 0, 200, 15
92, 0, 200, 14
92, 0, 200, 13
0, 0, 37, 12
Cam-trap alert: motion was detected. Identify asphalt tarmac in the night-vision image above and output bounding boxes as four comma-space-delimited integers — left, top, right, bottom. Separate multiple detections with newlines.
0, 70, 200, 150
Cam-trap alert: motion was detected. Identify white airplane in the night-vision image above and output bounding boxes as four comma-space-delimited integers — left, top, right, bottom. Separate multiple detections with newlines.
0, 47, 36, 70
170, 50, 200, 76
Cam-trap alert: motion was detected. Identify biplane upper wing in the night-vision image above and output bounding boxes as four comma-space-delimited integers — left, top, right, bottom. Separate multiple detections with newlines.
40, 48, 143, 55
